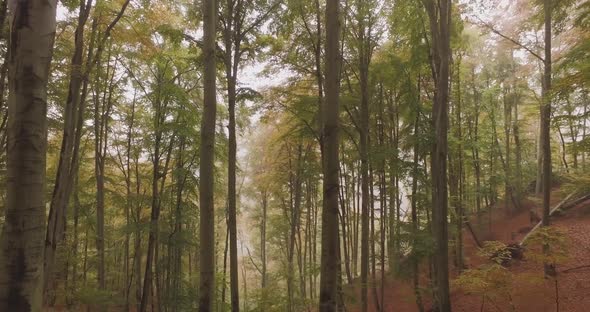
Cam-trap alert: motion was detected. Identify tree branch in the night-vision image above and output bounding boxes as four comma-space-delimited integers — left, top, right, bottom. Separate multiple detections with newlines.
476, 17, 544, 62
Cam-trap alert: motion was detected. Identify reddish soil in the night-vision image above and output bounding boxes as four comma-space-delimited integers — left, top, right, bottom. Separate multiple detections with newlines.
347, 191, 590, 312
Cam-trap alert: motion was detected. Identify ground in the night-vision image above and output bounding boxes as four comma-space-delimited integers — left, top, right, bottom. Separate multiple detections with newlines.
347, 190, 590, 312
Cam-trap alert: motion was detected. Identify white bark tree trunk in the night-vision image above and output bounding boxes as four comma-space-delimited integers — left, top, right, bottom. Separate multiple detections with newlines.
0, 0, 57, 310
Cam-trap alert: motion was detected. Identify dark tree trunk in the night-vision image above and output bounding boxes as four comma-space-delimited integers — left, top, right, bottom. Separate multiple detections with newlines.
423, 0, 452, 310
318, 0, 341, 309
199, 0, 218, 308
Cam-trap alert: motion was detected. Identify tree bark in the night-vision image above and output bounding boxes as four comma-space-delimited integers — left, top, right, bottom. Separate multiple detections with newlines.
356, 1, 372, 310
423, 0, 452, 311
411, 112, 425, 312
0, 0, 57, 310
318, 0, 341, 309
541, 0, 553, 276
44, 1, 93, 297
199, 0, 218, 308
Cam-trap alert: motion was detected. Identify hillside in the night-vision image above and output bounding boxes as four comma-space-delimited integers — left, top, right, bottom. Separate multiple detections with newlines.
346, 190, 590, 312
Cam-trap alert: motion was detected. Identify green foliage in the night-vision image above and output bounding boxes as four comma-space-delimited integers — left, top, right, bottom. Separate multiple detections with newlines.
455, 241, 519, 310
74, 286, 124, 306
478, 241, 512, 265
523, 227, 569, 266
454, 263, 513, 299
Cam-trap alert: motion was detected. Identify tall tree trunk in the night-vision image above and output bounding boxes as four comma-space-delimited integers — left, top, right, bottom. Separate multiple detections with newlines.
261, 190, 267, 309
411, 113, 425, 312
0, 2, 57, 310
470, 67, 482, 223
377, 87, 386, 310
318, 0, 341, 309
357, 0, 372, 309
503, 88, 513, 215
557, 125, 569, 171
220, 223, 229, 310
94, 51, 116, 295
44, 1, 92, 297
541, 0, 553, 276
387, 89, 398, 273
44, 0, 129, 294
171, 137, 187, 312
513, 91, 522, 203
339, 162, 353, 284
423, 0, 452, 311
454, 55, 464, 270
134, 154, 143, 311
565, 101, 578, 169
286, 144, 303, 312
582, 99, 587, 169
71, 173, 81, 302
199, 0, 218, 308
369, 165, 380, 311
140, 111, 175, 312
227, 72, 240, 312
0, 0, 9, 161
125, 96, 136, 310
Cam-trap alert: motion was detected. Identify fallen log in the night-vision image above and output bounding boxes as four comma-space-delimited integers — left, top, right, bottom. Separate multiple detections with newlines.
559, 193, 590, 211
562, 264, 590, 273
519, 192, 576, 247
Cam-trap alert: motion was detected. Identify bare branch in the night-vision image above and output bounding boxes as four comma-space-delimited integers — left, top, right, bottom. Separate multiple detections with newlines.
476, 16, 544, 62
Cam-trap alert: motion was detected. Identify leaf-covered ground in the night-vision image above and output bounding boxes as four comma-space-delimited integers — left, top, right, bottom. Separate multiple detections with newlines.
347, 190, 590, 312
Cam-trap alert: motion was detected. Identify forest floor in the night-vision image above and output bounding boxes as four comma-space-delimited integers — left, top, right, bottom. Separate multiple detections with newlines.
346, 189, 590, 312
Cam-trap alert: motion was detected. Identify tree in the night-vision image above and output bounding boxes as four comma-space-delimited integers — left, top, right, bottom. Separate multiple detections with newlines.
318, 0, 341, 310
219, 0, 276, 309
0, 0, 58, 310
199, 0, 218, 309
44, 0, 131, 298
423, 0, 452, 311
540, 0, 552, 228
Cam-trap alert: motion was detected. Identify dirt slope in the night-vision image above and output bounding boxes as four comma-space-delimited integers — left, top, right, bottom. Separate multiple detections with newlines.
347, 192, 590, 312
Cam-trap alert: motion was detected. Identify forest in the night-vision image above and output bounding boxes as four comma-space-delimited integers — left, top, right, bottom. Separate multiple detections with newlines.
0, 0, 589, 311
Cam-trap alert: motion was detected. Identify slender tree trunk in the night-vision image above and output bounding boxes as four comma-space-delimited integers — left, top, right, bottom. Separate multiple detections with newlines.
357, 1, 372, 309
227, 73, 240, 312
338, 162, 353, 284
411, 113, 425, 312
260, 190, 267, 310
557, 125, 569, 171
318, 0, 341, 309
44, 1, 92, 296
221, 224, 229, 311
199, 0, 218, 308
536, 122, 543, 195
470, 68, 482, 223
71, 173, 80, 301
369, 165, 380, 312
287, 145, 303, 312
565, 103, 578, 169
124, 94, 136, 311
503, 89, 513, 215
513, 91, 522, 203
0, 0, 9, 161
44, 0, 129, 293
377, 86, 387, 310
141, 123, 174, 312
171, 137, 187, 312
582, 99, 587, 169
134, 155, 143, 311
454, 55, 464, 270
541, 0, 553, 275
94, 51, 115, 296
